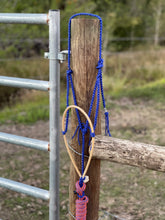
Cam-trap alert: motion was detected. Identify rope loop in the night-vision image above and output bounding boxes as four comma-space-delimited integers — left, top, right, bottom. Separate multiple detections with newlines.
62, 105, 95, 178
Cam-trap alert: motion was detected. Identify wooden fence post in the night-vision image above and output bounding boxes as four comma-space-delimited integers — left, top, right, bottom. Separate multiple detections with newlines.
69, 18, 101, 220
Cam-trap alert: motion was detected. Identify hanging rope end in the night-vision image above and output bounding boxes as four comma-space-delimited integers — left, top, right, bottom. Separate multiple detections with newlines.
104, 108, 111, 137
75, 180, 88, 219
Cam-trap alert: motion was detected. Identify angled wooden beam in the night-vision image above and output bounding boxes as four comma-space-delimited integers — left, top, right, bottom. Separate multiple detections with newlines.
92, 135, 165, 172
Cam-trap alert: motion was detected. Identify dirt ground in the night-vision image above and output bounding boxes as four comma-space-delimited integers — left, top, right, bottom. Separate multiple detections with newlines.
0, 98, 165, 220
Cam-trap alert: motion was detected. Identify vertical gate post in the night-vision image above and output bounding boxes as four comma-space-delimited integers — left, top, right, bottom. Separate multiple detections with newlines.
70, 18, 101, 219
49, 10, 60, 220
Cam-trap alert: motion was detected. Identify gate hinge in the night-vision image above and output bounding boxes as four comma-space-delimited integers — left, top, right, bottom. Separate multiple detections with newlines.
44, 50, 70, 63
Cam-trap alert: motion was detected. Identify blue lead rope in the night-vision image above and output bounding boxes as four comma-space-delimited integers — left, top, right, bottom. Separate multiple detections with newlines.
63, 13, 111, 185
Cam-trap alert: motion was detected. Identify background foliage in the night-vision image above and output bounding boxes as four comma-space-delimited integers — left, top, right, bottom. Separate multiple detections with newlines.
1, 0, 165, 54
0, 0, 165, 117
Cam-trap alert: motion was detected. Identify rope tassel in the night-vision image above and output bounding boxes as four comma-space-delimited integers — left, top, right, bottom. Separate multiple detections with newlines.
104, 109, 111, 136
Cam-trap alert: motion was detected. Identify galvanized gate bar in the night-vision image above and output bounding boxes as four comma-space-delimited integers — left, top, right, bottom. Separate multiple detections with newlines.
0, 76, 49, 91
0, 13, 48, 24
0, 177, 49, 200
49, 10, 60, 220
0, 132, 49, 151
0, 10, 60, 220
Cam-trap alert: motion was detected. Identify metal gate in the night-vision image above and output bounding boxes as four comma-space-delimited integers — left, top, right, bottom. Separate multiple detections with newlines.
0, 10, 60, 220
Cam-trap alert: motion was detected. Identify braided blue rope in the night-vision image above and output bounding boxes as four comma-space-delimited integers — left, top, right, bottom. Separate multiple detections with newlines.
63, 13, 111, 187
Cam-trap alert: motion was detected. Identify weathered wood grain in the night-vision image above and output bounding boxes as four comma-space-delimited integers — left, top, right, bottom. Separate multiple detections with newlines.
92, 135, 165, 172
69, 18, 101, 220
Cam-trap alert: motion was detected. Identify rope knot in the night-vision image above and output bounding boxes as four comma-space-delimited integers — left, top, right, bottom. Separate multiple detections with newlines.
82, 127, 86, 134
96, 58, 104, 69
76, 179, 86, 193
62, 130, 66, 135
90, 132, 95, 137
104, 111, 108, 117
66, 68, 73, 76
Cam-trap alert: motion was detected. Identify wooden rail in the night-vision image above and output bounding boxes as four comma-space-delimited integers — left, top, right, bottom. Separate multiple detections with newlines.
92, 135, 165, 172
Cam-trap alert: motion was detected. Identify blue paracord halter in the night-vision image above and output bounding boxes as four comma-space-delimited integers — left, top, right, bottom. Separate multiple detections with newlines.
62, 13, 111, 186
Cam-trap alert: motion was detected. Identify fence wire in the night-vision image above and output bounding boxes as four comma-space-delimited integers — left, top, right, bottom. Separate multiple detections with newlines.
1, 36, 165, 43
99, 210, 127, 220
67, 205, 127, 220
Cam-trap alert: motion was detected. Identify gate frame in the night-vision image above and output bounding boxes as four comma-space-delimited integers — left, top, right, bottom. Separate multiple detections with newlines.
0, 10, 60, 220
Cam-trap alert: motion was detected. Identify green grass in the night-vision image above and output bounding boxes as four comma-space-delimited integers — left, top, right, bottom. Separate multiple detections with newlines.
0, 59, 49, 105
103, 49, 165, 103
0, 57, 68, 124
0, 94, 49, 124
1, 49, 165, 124
0, 50, 165, 219
1, 77, 164, 124
110, 78, 165, 102
0, 91, 66, 124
